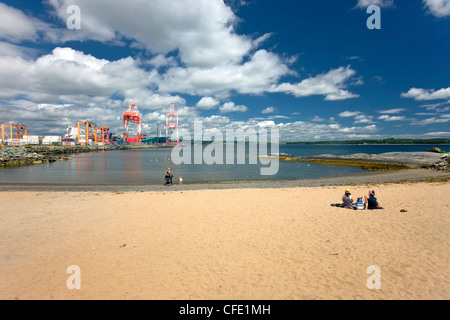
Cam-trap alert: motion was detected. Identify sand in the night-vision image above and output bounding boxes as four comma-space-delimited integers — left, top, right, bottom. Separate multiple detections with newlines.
1, 179, 449, 300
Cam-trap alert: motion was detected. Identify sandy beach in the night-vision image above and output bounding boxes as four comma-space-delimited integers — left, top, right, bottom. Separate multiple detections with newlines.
1, 170, 449, 300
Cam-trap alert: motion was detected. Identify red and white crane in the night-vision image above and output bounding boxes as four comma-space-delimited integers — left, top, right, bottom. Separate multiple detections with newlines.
165, 102, 179, 145
123, 104, 142, 144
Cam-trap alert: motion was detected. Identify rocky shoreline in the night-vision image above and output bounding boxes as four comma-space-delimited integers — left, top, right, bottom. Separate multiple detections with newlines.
432, 153, 450, 172
267, 151, 449, 172
0, 144, 163, 167
296, 152, 449, 172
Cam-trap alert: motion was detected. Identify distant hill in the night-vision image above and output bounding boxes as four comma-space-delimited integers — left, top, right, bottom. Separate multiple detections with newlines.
285, 138, 450, 145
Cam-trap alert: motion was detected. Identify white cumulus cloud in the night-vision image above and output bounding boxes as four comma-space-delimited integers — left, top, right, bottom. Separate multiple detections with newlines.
0, 3, 39, 41
219, 102, 248, 113
196, 97, 220, 110
261, 106, 277, 114
423, 0, 450, 17
378, 115, 406, 121
47, 0, 253, 68
411, 116, 450, 125
159, 49, 290, 97
355, 0, 395, 8
339, 111, 361, 117
401, 87, 450, 101
269, 66, 359, 101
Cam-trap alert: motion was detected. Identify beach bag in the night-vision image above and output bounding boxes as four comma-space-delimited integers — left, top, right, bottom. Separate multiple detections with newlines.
355, 197, 365, 210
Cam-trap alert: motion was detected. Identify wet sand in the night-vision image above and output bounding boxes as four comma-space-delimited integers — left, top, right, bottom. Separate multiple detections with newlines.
0, 168, 449, 192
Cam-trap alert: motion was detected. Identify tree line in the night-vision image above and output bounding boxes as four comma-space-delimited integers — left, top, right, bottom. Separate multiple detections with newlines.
285, 138, 450, 145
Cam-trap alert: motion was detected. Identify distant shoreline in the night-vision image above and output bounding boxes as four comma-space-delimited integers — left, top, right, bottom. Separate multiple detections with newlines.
283, 138, 450, 145
282, 143, 450, 146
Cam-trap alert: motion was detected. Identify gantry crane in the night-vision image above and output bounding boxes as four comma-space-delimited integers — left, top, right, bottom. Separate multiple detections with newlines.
97, 126, 110, 144
165, 102, 179, 145
123, 104, 142, 143
77, 121, 97, 145
1, 123, 27, 141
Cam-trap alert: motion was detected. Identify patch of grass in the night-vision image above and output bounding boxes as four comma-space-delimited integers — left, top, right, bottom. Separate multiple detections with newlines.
296, 159, 411, 171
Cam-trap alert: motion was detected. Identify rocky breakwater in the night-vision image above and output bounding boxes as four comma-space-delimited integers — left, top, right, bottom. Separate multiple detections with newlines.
0, 146, 73, 167
0, 144, 156, 167
297, 152, 447, 171
432, 154, 449, 172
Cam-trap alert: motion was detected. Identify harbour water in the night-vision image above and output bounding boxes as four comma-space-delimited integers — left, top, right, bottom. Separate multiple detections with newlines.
0, 144, 448, 185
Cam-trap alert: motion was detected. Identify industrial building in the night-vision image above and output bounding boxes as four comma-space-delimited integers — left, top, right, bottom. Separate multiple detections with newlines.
1, 103, 178, 147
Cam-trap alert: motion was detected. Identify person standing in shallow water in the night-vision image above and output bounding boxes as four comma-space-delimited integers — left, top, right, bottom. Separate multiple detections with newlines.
165, 168, 173, 185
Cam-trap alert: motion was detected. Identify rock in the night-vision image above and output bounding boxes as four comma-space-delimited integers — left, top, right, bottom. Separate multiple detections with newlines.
432, 153, 449, 172
300, 151, 444, 169
0, 144, 162, 167
427, 147, 442, 153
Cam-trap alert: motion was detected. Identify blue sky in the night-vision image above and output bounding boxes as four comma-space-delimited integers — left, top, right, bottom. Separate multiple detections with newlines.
0, 0, 449, 141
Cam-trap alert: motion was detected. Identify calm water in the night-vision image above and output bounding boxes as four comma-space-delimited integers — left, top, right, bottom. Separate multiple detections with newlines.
0, 144, 448, 185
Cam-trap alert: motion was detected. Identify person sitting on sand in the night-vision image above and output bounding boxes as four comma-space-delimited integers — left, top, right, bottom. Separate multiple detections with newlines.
365, 189, 381, 209
342, 189, 354, 209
